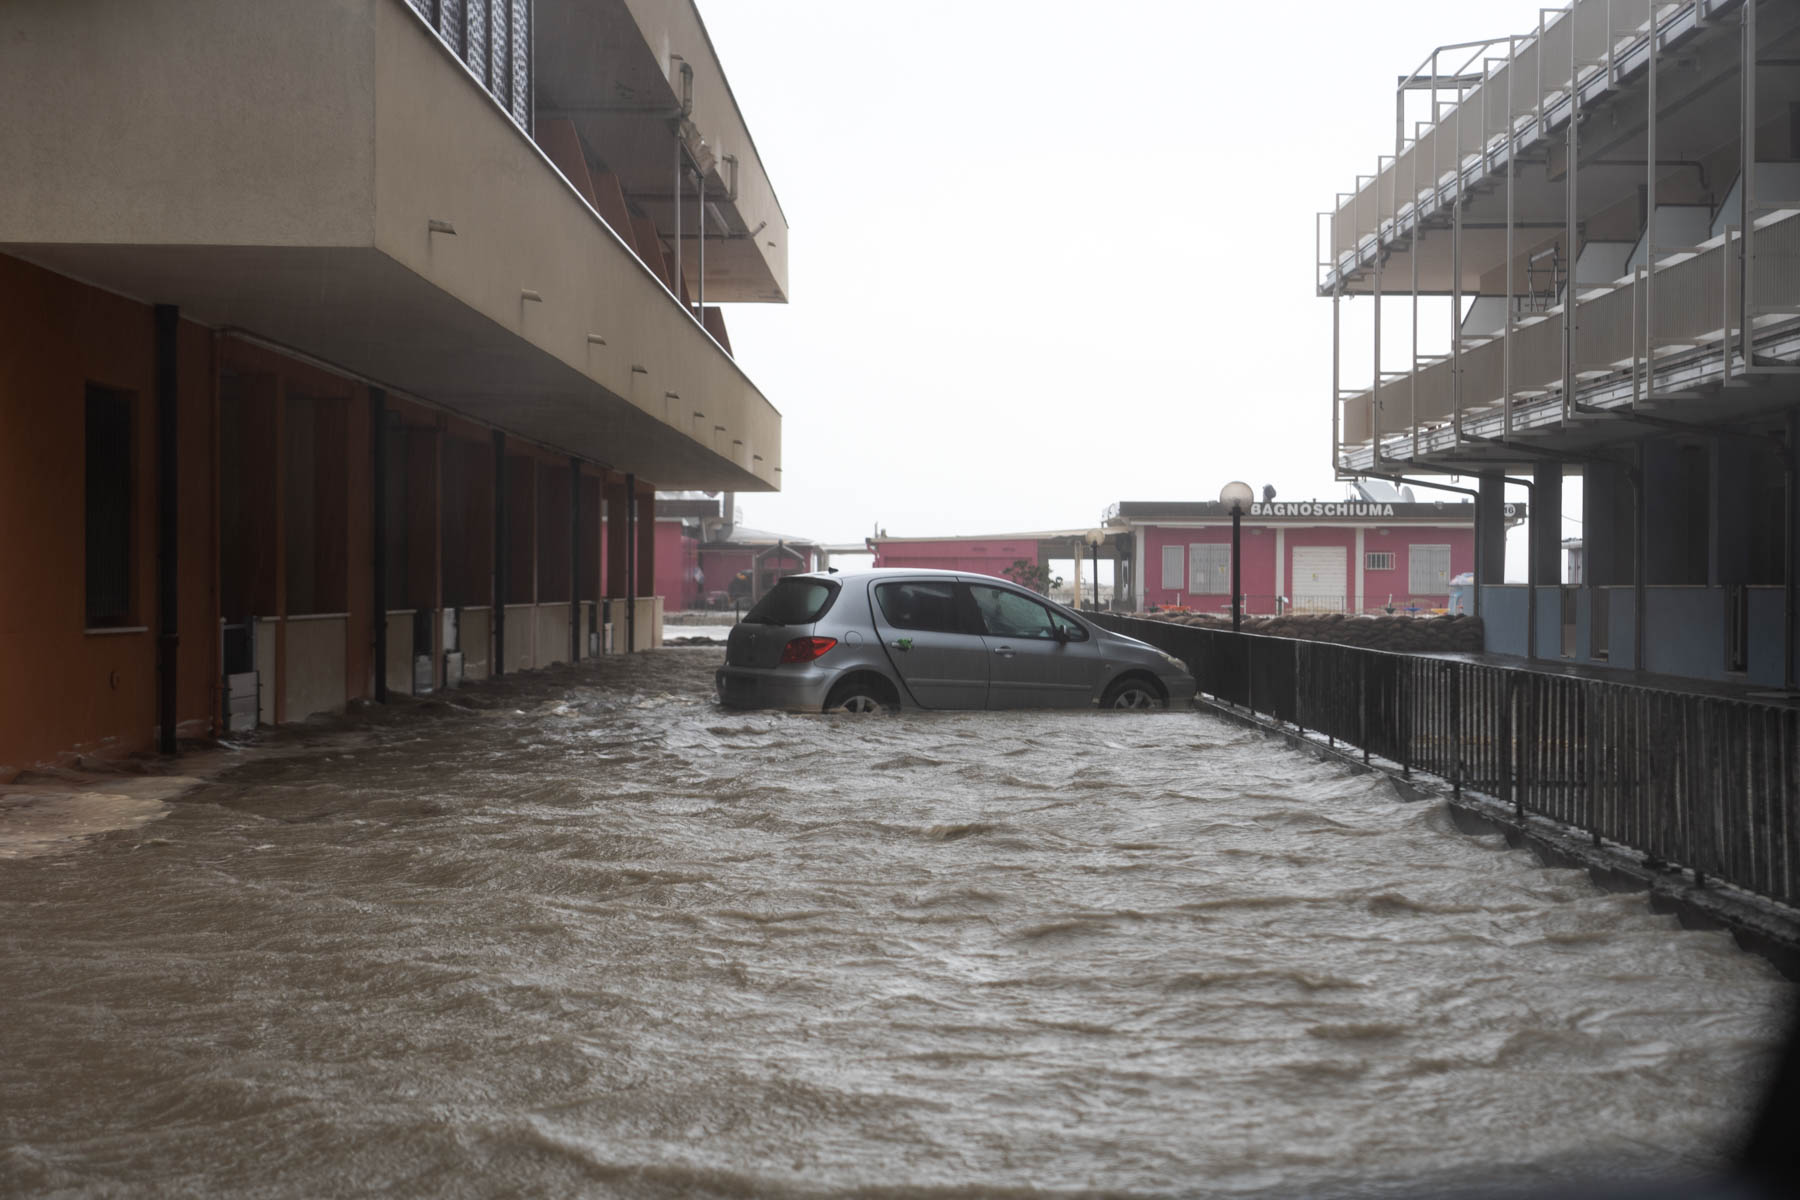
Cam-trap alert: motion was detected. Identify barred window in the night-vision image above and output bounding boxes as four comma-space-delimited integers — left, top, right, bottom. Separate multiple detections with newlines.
1365, 552, 1395, 571
1189, 544, 1230, 594
1160, 544, 1184, 591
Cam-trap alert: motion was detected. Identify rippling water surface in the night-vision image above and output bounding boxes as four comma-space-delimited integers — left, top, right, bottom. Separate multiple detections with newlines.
2, 648, 1793, 1198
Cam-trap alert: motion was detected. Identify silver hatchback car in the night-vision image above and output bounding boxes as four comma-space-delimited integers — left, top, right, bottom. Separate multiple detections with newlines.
715, 569, 1196, 713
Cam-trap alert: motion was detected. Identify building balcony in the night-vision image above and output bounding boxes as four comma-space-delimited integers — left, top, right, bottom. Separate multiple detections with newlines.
0, 0, 778, 491
1339, 208, 1800, 469
1322, 0, 1800, 474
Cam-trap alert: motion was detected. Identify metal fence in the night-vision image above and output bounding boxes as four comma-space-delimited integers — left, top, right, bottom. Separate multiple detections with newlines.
1091, 613, 1800, 909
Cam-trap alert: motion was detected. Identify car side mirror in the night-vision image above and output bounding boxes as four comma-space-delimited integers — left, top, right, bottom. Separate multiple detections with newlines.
1052, 625, 1071, 644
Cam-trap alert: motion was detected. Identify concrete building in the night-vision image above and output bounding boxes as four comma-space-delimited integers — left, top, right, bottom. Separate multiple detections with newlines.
699, 529, 820, 607
1107, 495, 1489, 616
0, 0, 787, 772
1324, 0, 1800, 684
649, 493, 821, 610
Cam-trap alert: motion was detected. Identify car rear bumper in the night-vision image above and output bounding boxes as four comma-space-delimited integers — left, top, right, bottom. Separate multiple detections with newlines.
715, 665, 836, 711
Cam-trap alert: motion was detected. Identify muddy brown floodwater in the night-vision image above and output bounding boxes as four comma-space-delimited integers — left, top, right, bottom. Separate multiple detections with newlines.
1, 648, 1794, 1198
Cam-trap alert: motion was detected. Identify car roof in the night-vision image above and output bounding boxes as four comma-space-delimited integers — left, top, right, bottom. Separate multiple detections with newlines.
784, 567, 1020, 585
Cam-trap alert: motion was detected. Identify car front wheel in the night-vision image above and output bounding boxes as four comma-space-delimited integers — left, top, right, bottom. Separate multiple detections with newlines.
1100, 677, 1165, 710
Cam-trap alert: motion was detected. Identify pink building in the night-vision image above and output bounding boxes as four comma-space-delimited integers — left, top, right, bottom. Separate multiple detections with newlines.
1110, 498, 1505, 616
870, 534, 1044, 577
651, 494, 820, 611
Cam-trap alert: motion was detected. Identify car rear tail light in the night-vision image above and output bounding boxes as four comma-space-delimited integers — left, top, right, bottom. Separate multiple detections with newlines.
780, 636, 837, 664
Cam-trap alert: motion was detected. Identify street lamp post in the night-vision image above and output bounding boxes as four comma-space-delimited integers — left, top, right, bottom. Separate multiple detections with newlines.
1085, 529, 1104, 610
1219, 481, 1254, 632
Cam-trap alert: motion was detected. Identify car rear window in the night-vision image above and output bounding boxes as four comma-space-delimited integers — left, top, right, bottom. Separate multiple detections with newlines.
743, 578, 838, 626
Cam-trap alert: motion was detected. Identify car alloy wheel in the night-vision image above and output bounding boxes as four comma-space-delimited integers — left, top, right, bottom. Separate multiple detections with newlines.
1103, 681, 1162, 710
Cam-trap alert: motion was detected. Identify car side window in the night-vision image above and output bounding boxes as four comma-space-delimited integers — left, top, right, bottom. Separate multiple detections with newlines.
969, 585, 1058, 640
875, 581, 969, 634
1048, 607, 1090, 641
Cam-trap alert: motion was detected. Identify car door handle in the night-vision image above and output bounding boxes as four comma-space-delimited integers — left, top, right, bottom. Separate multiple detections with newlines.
992, 646, 1015, 658
889, 638, 912, 651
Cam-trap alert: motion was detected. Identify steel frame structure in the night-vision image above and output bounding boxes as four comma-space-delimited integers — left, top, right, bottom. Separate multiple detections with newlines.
1316, 0, 1800, 484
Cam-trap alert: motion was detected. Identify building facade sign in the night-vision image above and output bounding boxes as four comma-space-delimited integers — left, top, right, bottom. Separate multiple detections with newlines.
1250, 502, 1393, 518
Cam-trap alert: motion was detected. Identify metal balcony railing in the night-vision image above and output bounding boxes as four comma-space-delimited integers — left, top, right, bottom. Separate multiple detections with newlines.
1338, 209, 1800, 449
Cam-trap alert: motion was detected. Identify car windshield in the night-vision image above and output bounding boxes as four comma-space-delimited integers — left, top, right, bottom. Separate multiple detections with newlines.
742, 578, 838, 625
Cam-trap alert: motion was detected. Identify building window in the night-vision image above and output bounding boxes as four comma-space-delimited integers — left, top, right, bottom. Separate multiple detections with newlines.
1365, 551, 1395, 571
1409, 544, 1451, 595
1189, 544, 1230, 594
1161, 544, 1184, 591
85, 385, 134, 627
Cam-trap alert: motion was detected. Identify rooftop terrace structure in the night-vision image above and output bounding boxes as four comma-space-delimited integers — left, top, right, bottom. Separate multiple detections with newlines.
1321, 0, 1800, 686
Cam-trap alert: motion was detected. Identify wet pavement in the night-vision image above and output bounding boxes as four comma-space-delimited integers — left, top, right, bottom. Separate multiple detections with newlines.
1, 648, 1793, 1198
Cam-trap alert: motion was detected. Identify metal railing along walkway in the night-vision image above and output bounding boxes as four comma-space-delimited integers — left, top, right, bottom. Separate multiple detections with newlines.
1091, 613, 1800, 911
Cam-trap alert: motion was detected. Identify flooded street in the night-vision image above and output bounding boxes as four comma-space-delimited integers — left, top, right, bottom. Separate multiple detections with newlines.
2, 648, 1793, 1198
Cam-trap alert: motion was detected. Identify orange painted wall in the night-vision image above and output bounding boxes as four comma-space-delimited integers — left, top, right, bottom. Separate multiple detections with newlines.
0, 254, 218, 772
0, 249, 662, 773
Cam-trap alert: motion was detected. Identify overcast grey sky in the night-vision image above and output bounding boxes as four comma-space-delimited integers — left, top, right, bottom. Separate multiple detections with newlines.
700, 0, 1557, 551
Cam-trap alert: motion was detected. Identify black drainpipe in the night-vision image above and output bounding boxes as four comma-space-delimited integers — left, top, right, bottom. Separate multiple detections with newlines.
371, 388, 388, 703
493, 431, 507, 676
154, 305, 179, 755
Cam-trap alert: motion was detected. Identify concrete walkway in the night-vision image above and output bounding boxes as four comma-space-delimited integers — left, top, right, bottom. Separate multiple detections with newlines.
1420, 649, 1800, 706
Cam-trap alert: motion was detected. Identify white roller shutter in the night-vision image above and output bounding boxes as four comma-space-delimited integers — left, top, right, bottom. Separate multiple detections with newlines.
1290, 546, 1347, 613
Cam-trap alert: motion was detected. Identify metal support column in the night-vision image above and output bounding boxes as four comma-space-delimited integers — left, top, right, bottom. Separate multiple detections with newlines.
372, 388, 389, 702
1633, 447, 1647, 671
570, 456, 581, 664
1231, 510, 1243, 632
1504, 38, 1516, 441
625, 472, 637, 654
1451, 164, 1465, 442
1786, 412, 1796, 689
1476, 472, 1507, 621
1741, 0, 1756, 368
154, 304, 180, 754
1372, 240, 1385, 466
493, 431, 507, 676
1563, 16, 1581, 424
1645, 0, 1658, 403
672, 138, 682, 303
1509, 476, 1538, 659
695, 164, 705, 316
1331, 285, 1343, 475
1410, 122, 1421, 462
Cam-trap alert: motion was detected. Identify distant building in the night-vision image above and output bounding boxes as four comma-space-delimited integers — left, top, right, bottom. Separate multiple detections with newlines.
700, 528, 820, 607
656, 494, 820, 609
870, 534, 1047, 578
868, 531, 1123, 604
1106, 490, 1501, 615
1323, 0, 1800, 683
